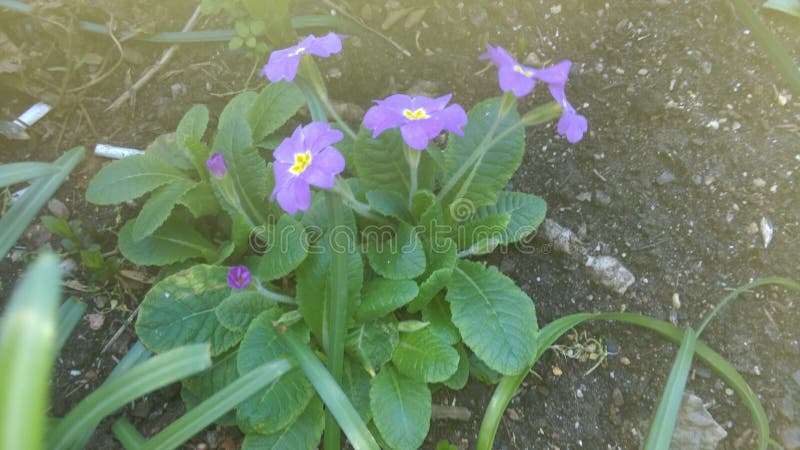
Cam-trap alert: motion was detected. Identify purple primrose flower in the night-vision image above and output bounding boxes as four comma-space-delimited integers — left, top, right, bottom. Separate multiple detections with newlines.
270, 122, 346, 214
540, 61, 587, 143
206, 152, 227, 179
260, 33, 342, 83
227, 265, 251, 289
363, 94, 467, 150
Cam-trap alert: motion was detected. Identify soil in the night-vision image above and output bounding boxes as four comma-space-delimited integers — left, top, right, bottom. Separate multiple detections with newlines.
2, 0, 800, 449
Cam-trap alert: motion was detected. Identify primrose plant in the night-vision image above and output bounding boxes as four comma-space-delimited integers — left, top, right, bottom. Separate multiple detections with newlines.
86, 33, 586, 450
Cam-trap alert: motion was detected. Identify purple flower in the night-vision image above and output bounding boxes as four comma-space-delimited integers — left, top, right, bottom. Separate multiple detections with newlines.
227, 265, 251, 289
206, 153, 228, 179
479, 44, 571, 98
363, 94, 467, 150
260, 33, 342, 83
270, 122, 345, 214
543, 64, 588, 143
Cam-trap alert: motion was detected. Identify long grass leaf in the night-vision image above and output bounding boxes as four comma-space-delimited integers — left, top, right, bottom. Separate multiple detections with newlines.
0, 254, 61, 450
643, 327, 698, 450
283, 332, 380, 450
0, 147, 84, 258
111, 417, 146, 450
139, 359, 292, 450
50, 344, 211, 450
0, 162, 58, 188
55, 297, 86, 354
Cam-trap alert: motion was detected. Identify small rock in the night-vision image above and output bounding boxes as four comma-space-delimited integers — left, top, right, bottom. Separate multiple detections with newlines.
707, 120, 720, 130
24, 223, 52, 247
656, 171, 677, 185
695, 366, 712, 379
782, 427, 800, 450
585, 255, 636, 294
612, 388, 624, 406
541, 219, 581, 254
524, 52, 541, 66
753, 178, 767, 188
576, 191, 592, 202
59, 258, 77, 276
745, 222, 760, 235
792, 369, 800, 387
594, 190, 612, 206
87, 313, 105, 330
671, 394, 727, 450
620, 356, 631, 366
47, 198, 69, 219
637, 68, 649, 76
760, 217, 774, 248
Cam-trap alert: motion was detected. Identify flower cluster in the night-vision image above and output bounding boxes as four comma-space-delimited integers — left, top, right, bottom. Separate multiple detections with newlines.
481, 44, 587, 143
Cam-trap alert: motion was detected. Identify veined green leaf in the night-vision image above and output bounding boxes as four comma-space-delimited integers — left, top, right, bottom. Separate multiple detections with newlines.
443, 344, 470, 390
345, 320, 399, 375
132, 179, 196, 240
242, 397, 324, 450
247, 82, 305, 142
176, 105, 210, 174
354, 127, 410, 195
216, 292, 280, 333
181, 351, 239, 426
213, 117, 267, 224
86, 154, 189, 205
441, 97, 525, 208
219, 91, 258, 130
256, 214, 309, 281
118, 216, 216, 266
407, 238, 457, 313
366, 190, 413, 223
356, 279, 418, 322
136, 265, 243, 356
147, 133, 193, 171
366, 222, 426, 280
370, 364, 430, 450
178, 182, 220, 218
392, 327, 459, 383
421, 297, 460, 345
475, 191, 547, 246
456, 213, 510, 251
446, 260, 537, 375
236, 311, 313, 435
342, 358, 372, 422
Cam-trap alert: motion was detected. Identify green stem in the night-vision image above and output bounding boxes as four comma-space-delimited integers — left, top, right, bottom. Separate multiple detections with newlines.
253, 279, 295, 304
216, 177, 258, 229
405, 146, 421, 209
331, 178, 385, 223
317, 92, 357, 141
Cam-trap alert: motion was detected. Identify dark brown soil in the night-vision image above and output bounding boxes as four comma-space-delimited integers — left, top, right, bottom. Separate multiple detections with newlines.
2, 0, 799, 449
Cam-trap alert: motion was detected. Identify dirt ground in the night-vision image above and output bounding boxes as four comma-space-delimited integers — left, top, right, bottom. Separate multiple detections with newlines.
2, 0, 800, 449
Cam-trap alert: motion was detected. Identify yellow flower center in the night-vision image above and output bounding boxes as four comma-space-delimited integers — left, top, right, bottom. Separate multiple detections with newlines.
402, 108, 430, 120
513, 65, 533, 77
289, 151, 312, 175
289, 47, 306, 57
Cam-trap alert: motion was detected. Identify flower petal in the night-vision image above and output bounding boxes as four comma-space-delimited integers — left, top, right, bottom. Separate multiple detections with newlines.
302, 122, 344, 153
498, 66, 536, 97
302, 147, 345, 188
558, 110, 588, 143
479, 44, 515, 68
535, 60, 571, 86
401, 122, 431, 150
307, 32, 343, 57
364, 104, 405, 138
273, 125, 305, 162
276, 177, 311, 214
439, 104, 468, 135
260, 48, 302, 83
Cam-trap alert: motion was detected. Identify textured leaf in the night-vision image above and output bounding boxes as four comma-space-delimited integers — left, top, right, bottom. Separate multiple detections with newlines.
456, 213, 510, 251
132, 180, 196, 241
446, 260, 537, 375
147, 133, 193, 171
0, 162, 56, 188
181, 351, 238, 425
241, 397, 324, 450
443, 344, 469, 390
442, 97, 525, 208
237, 311, 313, 435
421, 297, 460, 345
255, 214, 309, 281
136, 265, 244, 356
475, 191, 547, 246
86, 155, 189, 205
410, 190, 436, 223
407, 238, 457, 313
366, 190, 412, 223
346, 320, 399, 374
118, 216, 216, 266
178, 183, 220, 218
370, 365, 430, 450
353, 127, 409, 195
247, 82, 305, 142
176, 105, 209, 149
216, 292, 280, 333
356, 279, 418, 322
342, 358, 372, 422
213, 117, 267, 224
218, 91, 258, 131
366, 222, 426, 280
185, 136, 212, 181
392, 327, 459, 383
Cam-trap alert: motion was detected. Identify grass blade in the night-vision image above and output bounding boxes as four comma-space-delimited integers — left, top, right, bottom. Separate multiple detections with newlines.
643, 327, 698, 450
283, 332, 380, 450
50, 344, 211, 450
55, 297, 86, 354
0, 146, 84, 258
139, 359, 292, 450
111, 417, 146, 450
0, 253, 61, 450
0, 162, 58, 188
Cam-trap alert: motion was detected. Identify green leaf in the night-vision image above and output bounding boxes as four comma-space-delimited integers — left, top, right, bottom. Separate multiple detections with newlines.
176, 105, 210, 174
86, 154, 189, 205
475, 191, 547, 246
247, 82, 305, 142
442, 97, 525, 208
147, 133, 193, 171
182, 351, 238, 426
0, 254, 60, 450
0, 162, 57, 188
0, 148, 84, 258
356, 279, 418, 321
213, 117, 267, 224
410, 190, 436, 223
763, 0, 800, 18
345, 320, 399, 375
366, 222, 426, 280
216, 292, 280, 333
236, 311, 313, 435
366, 190, 413, 223
421, 297, 460, 345
228, 36, 244, 50
354, 127, 410, 195
219, 91, 258, 131
118, 216, 216, 266
132, 180, 196, 241
446, 260, 537, 375
407, 238, 457, 313
456, 213, 510, 251
468, 354, 502, 384
255, 214, 309, 281
342, 358, 372, 421
136, 265, 244, 356
242, 397, 324, 450
40, 215, 76, 241
178, 183, 220, 218
443, 344, 470, 390
370, 364, 431, 450
392, 327, 459, 383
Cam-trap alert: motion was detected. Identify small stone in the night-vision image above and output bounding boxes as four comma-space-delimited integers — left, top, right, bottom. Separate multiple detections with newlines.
47, 198, 69, 219
637, 68, 649, 76
585, 255, 636, 294
524, 52, 541, 66
60, 258, 77, 275
550, 4, 562, 14
594, 190, 612, 206
725, 388, 734, 396
87, 313, 105, 330
576, 191, 592, 202
506, 408, 521, 421
671, 394, 727, 449
696, 366, 712, 378
782, 427, 800, 450
576, 388, 584, 399
760, 217, 774, 248
612, 388, 624, 406
753, 178, 767, 188
620, 356, 631, 366
792, 369, 800, 387
656, 171, 677, 185
552, 366, 563, 376
707, 120, 720, 130
745, 222, 760, 235
69, 370, 81, 377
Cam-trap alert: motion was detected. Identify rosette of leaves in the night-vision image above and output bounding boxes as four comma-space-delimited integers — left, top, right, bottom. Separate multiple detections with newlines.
93, 91, 553, 449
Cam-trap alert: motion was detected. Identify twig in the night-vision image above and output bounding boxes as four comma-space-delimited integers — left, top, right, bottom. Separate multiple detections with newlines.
105, 5, 202, 111
431, 404, 472, 421
66, 15, 125, 94
320, 0, 411, 57
101, 304, 139, 354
